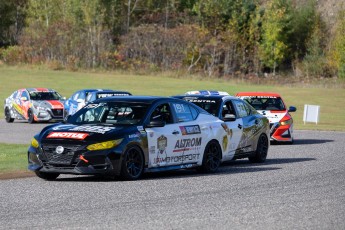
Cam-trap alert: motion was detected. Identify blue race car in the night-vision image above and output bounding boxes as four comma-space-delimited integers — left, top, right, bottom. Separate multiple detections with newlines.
64, 89, 131, 116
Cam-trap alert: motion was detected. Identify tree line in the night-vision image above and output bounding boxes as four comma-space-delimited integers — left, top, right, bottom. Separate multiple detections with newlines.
0, 0, 344, 78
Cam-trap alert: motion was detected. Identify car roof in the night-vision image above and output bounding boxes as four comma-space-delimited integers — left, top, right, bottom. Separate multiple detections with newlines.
95, 96, 206, 112
92, 90, 132, 95
96, 95, 176, 103
173, 94, 238, 101
184, 90, 230, 96
236, 92, 282, 97
22, 88, 56, 92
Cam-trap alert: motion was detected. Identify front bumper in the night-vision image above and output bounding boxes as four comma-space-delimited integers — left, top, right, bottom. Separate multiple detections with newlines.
270, 122, 293, 142
28, 145, 122, 176
34, 109, 64, 121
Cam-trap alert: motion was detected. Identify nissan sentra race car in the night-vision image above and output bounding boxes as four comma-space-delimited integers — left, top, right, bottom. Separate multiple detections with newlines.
173, 93, 270, 163
4, 88, 65, 123
236, 92, 296, 144
28, 96, 234, 180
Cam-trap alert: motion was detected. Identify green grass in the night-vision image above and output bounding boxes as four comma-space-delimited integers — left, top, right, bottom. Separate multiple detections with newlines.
0, 143, 28, 173
1, 65, 345, 131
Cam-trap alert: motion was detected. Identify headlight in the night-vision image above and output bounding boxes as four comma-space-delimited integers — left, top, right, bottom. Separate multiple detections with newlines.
31, 138, 39, 148
86, 139, 123, 151
280, 118, 292, 126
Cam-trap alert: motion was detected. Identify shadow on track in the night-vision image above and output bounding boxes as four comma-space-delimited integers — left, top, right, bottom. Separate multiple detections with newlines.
50, 157, 314, 182
272, 139, 334, 145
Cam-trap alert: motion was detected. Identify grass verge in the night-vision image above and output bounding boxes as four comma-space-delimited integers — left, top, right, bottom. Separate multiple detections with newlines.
0, 143, 33, 179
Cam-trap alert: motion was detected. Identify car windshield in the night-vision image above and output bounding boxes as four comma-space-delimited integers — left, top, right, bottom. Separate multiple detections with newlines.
243, 97, 286, 111
30, 92, 62, 100
68, 102, 149, 125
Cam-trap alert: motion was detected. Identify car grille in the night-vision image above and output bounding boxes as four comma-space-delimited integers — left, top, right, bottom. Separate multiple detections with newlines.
51, 109, 64, 118
42, 145, 81, 165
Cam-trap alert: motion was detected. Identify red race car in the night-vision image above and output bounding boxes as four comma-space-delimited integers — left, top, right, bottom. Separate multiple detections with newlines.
4, 88, 65, 123
236, 92, 296, 144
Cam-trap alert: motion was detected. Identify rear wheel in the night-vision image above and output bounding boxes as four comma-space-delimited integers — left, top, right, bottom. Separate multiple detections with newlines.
28, 109, 35, 123
5, 107, 14, 123
199, 141, 222, 173
249, 134, 269, 163
35, 171, 60, 180
120, 145, 144, 180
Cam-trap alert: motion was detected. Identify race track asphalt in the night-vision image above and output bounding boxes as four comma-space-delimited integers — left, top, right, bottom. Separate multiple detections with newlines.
0, 120, 345, 229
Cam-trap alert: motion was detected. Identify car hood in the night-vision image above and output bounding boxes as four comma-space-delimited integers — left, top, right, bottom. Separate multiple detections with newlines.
32, 100, 64, 109
38, 123, 140, 143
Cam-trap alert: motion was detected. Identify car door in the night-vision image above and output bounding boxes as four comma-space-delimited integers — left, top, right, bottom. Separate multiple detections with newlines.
233, 99, 257, 152
146, 102, 183, 168
221, 99, 243, 158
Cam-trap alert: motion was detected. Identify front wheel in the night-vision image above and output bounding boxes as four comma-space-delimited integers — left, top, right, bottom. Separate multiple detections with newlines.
5, 107, 14, 123
28, 109, 35, 123
35, 171, 60, 180
120, 145, 144, 180
249, 134, 269, 163
199, 141, 222, 173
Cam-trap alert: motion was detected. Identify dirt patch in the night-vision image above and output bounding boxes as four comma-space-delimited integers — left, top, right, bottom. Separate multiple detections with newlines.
0, 171, 35, 180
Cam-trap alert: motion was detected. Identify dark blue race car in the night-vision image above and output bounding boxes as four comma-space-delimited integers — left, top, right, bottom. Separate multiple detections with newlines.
28, 96, 232, 180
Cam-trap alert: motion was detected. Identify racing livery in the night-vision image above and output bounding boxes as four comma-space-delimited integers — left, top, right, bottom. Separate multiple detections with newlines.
64, 89, 131, 116
28, 96, 231, 180
173, 93, 270, 162
236, 92, 296, 144
4, 88, 65, 123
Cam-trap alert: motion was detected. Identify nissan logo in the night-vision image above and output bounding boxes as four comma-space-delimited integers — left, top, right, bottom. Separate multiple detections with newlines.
55, 146, 64, 154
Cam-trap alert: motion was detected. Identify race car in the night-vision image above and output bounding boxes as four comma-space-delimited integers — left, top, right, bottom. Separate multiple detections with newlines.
64, 89, 131, 116
4, 88, 65, 123
28, 96, 232, 180
173, 93, 270, 162
236, 92, 296, 144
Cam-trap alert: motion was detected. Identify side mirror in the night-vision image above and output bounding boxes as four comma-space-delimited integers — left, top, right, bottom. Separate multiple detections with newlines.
288, 106, 296, 112
145, 120, 166, 128
223, 114, 236, 122
21, 97, 28, 101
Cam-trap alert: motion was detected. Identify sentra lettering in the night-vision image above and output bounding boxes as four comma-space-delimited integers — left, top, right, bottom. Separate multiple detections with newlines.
174, 137, 202, 151
47, 132, 88, 140
69, 126, 115, 134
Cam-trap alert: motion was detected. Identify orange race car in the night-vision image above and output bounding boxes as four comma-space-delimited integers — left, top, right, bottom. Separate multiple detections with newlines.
4, 88, 65, 123
236, 92, 296, 144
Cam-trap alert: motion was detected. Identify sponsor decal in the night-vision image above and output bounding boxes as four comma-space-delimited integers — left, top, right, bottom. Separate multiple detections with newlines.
173, 137, 202, 152
154, 154, 200, 164
128, 132, 140, 139
242, 96, 277, 99
187, 99, 217, 103
69, 125, 115, 134
179, 125, 201, 135
96, 93, 130, 99
47, 132, 89, 140
52, 124, 76, 130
